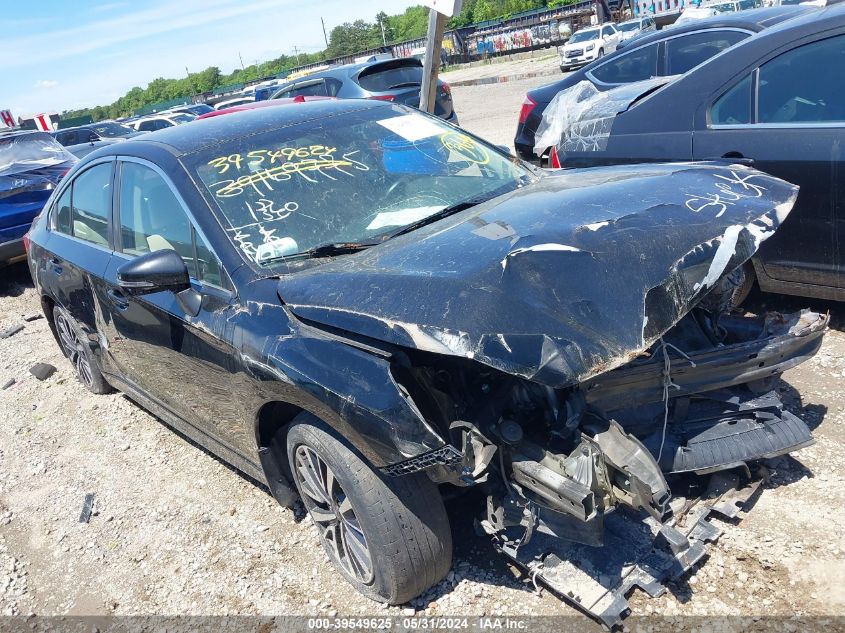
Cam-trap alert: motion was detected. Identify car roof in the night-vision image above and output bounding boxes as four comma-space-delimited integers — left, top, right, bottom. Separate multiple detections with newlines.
87, 98, 390, 157
746, 0, 843, 36
639, 5, 813, 39
635, 3, 844, 113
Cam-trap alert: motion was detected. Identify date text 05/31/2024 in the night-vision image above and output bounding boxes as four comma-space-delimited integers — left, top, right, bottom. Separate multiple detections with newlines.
306, 617, 529, 630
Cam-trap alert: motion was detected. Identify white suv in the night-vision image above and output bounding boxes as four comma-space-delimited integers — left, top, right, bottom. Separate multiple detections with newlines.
559, 24, 621, 72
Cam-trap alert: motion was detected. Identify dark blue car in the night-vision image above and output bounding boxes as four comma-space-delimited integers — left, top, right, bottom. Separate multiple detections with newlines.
270, 58, 458, 123
0, 131, 76, 266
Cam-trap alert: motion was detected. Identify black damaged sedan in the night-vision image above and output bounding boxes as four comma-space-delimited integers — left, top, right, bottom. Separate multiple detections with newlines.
26, 100, 827, 619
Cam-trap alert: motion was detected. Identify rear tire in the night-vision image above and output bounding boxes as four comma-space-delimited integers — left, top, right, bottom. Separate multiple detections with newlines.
53, 305, 112, 395
287, 413, 452, 604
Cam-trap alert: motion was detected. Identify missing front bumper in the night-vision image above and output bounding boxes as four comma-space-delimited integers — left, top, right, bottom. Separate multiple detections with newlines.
483, 468, 766, 628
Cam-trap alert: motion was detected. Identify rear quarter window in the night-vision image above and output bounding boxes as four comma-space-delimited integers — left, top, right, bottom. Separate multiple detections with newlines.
356, 62, 423, 92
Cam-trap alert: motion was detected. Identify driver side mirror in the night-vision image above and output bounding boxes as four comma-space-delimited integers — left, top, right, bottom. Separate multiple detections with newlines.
117, 249, 190, 296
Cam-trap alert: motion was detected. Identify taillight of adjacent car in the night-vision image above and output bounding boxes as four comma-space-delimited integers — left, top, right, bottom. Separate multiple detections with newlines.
368, 95, 397, 102
549, 146, 562, 169
518, 95, 537, 124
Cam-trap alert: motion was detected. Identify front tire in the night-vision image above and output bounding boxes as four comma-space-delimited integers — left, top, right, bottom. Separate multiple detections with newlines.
53, 305, 112, 394
287, 414, 452, 604
597, 48, 604, 59
731, 262, 756, 309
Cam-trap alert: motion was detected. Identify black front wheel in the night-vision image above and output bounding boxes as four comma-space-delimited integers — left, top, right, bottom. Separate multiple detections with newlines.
287, 414, 452, 604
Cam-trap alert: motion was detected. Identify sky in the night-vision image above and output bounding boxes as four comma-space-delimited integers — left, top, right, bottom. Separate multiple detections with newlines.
3, 0, 418, 118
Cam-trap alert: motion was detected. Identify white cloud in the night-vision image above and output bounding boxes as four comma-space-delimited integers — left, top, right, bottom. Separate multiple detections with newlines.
33, 80, 59, 89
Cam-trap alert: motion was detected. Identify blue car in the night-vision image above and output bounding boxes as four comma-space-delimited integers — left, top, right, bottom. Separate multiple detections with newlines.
0, 131, 76, 266
270, 58, 458, 123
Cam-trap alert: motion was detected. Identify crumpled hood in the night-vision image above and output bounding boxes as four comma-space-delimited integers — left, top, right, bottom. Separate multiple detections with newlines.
278, 162, 798, 388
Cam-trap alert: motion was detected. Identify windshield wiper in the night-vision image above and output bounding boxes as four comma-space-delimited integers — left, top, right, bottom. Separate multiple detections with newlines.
387, 81, 422, 90
382, 198, 488, 240
260, 241, 378, 265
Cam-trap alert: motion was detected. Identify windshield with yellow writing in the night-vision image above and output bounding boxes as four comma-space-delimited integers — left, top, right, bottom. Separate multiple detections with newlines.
188, 107, 531, 267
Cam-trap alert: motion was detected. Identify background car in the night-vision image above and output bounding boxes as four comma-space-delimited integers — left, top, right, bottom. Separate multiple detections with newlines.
53, 121, 139, 147
617, 16, 657, 41
129, 112, 195, 132
0, 130, 75, 266
542, 4, 845, 302
196, 95, 333, 119
514, 5, 812, 163
270, 57, 457, 123
558, 23, 621, 72
213, 96, 255, 111
674, 6, 722, 24
167, 103, 214, 117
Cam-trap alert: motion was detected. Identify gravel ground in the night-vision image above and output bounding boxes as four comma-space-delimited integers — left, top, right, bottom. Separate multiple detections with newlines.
1, 70, 844, 623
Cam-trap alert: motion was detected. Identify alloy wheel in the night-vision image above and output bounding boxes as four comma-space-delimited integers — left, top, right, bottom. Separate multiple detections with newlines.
294, 445, 374, 584
55, 313, 94, 387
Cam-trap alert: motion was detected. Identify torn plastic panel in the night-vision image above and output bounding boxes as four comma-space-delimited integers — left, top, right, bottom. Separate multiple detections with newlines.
279, 162, 799, 390
532, 77, 676, 158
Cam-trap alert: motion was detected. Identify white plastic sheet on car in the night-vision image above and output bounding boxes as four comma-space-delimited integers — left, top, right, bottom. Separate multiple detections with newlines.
0, 131, 76, 178
533, 76, 678, 159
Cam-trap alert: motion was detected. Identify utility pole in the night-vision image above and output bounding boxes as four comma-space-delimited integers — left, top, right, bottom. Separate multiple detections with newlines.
321, 17, 329, 48
379, 15, 387, 46
420, 9, 447, 114
293, 45, 301, 65
238, 52, 245, 72
185, 66, 195, 97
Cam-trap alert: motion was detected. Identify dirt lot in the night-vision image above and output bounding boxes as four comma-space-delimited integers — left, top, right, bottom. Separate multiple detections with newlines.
1, 69, 844, 624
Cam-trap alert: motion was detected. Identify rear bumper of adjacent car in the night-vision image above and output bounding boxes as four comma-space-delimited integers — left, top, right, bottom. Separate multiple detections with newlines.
0, 237, 26, 265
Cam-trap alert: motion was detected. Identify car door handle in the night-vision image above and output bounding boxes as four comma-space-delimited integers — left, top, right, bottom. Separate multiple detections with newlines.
705, 154, 755, 167
107, 288, 129, 310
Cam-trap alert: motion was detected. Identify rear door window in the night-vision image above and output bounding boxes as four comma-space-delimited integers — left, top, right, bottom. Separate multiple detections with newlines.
590, 44, 659, 84
665, 30, 748, 75
757, 34, 845, 123
356, 62, 423, 92
59, 163, 113, 246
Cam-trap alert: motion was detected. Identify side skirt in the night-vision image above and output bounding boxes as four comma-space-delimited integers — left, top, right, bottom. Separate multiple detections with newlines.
104, 372, 268, 486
